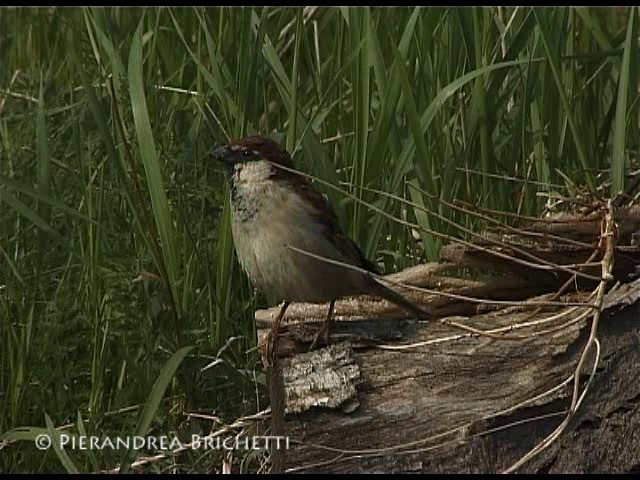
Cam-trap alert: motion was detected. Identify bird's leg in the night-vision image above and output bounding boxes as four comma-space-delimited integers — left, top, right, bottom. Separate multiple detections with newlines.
264, 301, 290, 365
310, 300, 335, 351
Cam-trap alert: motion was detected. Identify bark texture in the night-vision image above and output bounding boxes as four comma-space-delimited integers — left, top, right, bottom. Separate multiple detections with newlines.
256, 207, 640, 473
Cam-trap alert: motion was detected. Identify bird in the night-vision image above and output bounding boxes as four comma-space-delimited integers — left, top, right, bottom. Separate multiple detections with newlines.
211, 135, 431, 361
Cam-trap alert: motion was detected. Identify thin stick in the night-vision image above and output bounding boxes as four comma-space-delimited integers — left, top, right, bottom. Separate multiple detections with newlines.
470, 248, 600, 348
284, 244, 599, 310
377, 307, 593, 351
402, 181, 595, 249
271, 162, 604, 282
453, 198, 591, 224
345, 182, 602, 279
105, 409, 272, 473
454, 167, 570, 190
502, 339, 601, 473
503, 200, 616, 473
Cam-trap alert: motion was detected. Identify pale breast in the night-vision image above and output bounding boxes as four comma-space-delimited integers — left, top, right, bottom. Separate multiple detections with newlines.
231, 181, 369, 303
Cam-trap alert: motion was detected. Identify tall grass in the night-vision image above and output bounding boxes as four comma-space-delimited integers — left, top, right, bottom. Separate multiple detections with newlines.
1, 6, 638, 473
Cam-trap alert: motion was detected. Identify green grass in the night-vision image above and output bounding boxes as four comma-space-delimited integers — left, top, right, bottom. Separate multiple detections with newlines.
0, 6, 638, 473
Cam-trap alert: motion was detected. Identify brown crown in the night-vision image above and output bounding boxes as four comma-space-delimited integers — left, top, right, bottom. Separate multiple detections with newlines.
229, 136, 293, 167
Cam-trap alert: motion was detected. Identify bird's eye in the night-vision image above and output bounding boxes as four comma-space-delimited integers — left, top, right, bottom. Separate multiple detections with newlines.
242, 149, 253, 158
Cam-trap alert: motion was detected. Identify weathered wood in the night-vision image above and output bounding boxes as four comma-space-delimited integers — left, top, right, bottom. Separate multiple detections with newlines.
258, 280, 640, 473
255, 263, 553, 332
280, 343, 361, 414
257, 206, 640, 473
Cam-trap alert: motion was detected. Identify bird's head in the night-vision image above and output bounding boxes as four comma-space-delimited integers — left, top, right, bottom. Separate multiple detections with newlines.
211, 136, 293, 183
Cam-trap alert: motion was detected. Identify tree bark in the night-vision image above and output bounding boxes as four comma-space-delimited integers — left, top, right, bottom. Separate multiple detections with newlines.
259, 277, 640, 473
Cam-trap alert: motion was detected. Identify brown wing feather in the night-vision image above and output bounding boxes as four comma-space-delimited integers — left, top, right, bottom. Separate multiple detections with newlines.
284, 173, 379, 274
287, 177, 431, 318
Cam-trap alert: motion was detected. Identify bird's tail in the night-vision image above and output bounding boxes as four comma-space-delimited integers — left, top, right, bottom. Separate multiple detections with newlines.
367, 278, 432, 320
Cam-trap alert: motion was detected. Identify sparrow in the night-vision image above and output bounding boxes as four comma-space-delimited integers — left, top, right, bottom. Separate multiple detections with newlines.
211, 135, 431, 360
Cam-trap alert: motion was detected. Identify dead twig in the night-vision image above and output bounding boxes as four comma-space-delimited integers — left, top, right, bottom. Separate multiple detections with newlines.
105, 408, 271, 473
503, 200, 616, 473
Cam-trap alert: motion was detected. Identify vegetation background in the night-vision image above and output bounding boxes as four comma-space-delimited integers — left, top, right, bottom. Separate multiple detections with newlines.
0, 6, 637, 473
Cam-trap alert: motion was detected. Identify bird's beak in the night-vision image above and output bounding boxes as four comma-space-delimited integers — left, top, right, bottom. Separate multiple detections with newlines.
211, 145, 233, 165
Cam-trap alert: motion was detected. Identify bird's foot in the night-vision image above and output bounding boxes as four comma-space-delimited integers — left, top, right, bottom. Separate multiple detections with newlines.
261, 301, 290, 367
309, 320, 332, 351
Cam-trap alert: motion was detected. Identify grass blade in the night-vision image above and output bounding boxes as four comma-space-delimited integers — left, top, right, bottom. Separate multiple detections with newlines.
118, 345, 193, 473
610, 6, 636, 195
45, 413, 80, 473
128, 17, 182, 318
0, 176, 96, 224
533, 9, 594, 189
1, 191, 66, 245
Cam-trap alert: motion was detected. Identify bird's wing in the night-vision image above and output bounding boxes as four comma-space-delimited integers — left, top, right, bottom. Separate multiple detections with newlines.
286, 175, 380, 275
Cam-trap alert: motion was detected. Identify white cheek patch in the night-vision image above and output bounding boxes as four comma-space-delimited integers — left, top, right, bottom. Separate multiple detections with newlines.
237, 160, 273, 183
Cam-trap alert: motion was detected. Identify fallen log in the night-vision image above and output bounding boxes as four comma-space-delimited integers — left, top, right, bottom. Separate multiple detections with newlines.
257, 206, 640, 473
